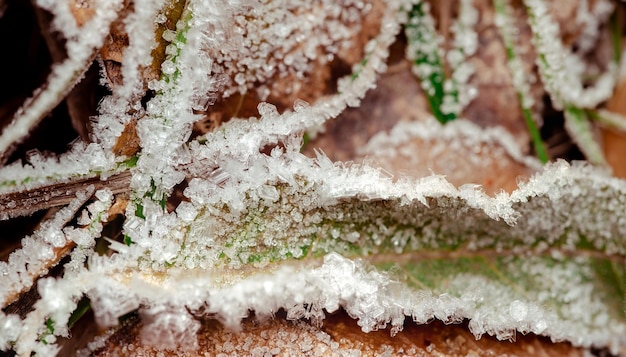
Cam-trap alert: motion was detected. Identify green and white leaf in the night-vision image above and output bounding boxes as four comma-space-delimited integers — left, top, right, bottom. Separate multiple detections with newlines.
86, 149, 626, 354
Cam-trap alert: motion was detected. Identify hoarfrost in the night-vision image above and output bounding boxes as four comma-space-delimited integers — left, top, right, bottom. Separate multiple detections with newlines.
1, 0, 626, 354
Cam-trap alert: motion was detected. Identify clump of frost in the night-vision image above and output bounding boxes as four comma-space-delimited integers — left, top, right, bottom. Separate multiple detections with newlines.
199, 0, 373, 99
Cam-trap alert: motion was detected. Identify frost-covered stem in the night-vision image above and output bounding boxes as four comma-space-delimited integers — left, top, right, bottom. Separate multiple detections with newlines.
523, 0, 616, 109
564, 107, 607, 166
127, 5, 193, 214
493, 0, 548, 163
588, 109, 626, 133
405, 1, 477, 123
1, 188, 112, 354
91, 0, 175, 152
0, 0, 124, 159
0, 186, 95, 306
405, 2, 456, 124
0, 171, 131, 220
445, 0, 478, 115
523, 0, 617, 165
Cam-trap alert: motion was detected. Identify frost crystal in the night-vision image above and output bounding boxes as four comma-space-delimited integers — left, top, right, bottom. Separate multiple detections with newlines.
1, 0, 626, 354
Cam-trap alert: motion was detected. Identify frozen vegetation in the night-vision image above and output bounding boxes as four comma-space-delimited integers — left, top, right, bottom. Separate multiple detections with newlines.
0, 0, 625, 355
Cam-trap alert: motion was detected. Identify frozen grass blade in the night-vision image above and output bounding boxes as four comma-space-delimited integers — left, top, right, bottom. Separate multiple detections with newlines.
564, 107, 607, 166
589, 109, 626, 133
523, 0, 618, 165
405, 3, 456, 124
405, 0, 477, 124
493, 0, 548, 163
0, 1, 124, 160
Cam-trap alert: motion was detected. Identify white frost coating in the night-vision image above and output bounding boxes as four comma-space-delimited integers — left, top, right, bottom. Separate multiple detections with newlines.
0, 186, 114, 354
92, 0, 169, 150
0, 142, 118, 194
41, 251, 626, 353
0, 185, 96, 306
122, 0, 405, 255
195, 0, 404, 147
88, 277, 140, 328
445, 0, 479, 114
196, 0, 376, 100
5, 145, 626, 352
35, 0, 79, 39
97, 156, 626, 350
2, 0, 626, 354
120, 0, 167, 100
405, 0, 478, 118
524, 0, 617, 109
0, 314, 21, 351
494, 0, 538, 112
574, 0, 614, 53
359, 118, 542, 171
0, 0, 124, 156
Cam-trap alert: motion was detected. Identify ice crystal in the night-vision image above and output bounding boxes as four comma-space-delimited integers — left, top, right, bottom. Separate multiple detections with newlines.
1, 0, 625, 355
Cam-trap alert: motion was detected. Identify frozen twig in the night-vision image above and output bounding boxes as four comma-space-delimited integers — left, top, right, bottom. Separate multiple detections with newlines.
0, 171, 131, 221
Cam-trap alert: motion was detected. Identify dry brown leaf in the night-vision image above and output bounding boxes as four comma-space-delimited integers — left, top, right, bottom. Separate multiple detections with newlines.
603, 77, 626, 178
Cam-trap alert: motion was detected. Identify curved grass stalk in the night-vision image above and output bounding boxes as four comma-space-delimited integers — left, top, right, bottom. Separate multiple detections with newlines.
564, 107, 607, 166
493, 0, 549, 163
589, 109, 626, 133
0, 0, 124, 160
523, 0, 618, 166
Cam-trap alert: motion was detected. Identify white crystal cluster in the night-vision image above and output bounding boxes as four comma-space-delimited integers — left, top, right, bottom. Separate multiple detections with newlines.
199, 0, 373, 100
0, 0, 625, 355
